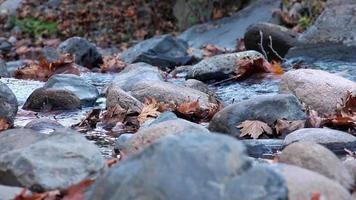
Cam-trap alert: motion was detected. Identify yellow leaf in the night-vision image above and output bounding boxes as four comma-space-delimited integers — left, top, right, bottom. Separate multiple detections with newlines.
138, 101, 160, 125
237, 120, 272, 139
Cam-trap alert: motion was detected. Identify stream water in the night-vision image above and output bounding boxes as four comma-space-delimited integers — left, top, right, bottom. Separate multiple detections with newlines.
2, 59, 356, 158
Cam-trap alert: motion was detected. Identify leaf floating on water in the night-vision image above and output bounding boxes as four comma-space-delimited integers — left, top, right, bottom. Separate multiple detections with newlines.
237, 120, 272, 139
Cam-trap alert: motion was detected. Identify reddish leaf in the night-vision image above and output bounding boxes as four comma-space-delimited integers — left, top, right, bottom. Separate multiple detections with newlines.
0, 118, 10, 131
275, 119, 305, 136
62, 179, 95, 200
176, 99, 200, 115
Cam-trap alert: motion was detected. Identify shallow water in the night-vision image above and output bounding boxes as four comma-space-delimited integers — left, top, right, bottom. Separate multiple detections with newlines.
2, 60, 356, 158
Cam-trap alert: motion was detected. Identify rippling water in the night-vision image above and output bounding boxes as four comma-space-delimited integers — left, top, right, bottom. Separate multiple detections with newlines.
2, 60, 356, 158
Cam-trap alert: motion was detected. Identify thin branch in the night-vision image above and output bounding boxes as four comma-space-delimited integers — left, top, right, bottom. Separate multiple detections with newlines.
259, 30, 268, 60
268, 35, 285, 61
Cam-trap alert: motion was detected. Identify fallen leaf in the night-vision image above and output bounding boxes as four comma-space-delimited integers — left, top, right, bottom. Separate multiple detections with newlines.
306, 109, 324, 128
13, 189, 59, 200
234, 56, 269, 80
62, 179, 95, 200
106, 158, 119, 167
73, 108, 101, 130
202, 44, 226, 58
237, 120, 273, 139
0, 118, 10, 131
176, 99, 200, 115
275, 119, 305, 135
310, 192, 321, 200
100, 56, 127, 73
268, 60, 284, 75
138, 100, 161, 125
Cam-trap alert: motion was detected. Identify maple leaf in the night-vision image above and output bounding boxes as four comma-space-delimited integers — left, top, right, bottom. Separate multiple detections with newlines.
0, 118, 10, 131
176, 99, 200, 115
100, 56, 127, 73
137, 99, 161, 125
275, 119, 305, 135
237, 120, 272, 139
234, 57, 269, 80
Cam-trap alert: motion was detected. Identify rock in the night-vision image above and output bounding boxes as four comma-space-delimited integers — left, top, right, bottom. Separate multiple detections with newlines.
186, 51, 265, 81
111, 62, 163, 91
113, 133, 133, 156
0, 81, 18, 127
279, 142, 353, 189
0, 37, 12, 54
106, 84, 143, 113
284, 128, 356, 155
117, 119, 209, 157
143, 111, 178, 128
120, 34, 194, 70
130, 80, 218, 110
5, 60, 26, 77
0, 185, 25, 200
23, 88, 81, 112
0, 0, 23, 15
57, 37, 103, 69
87, 133, 288, 200
242, 139, 284, 159
275, 164, 351, 200
184, 79, 215, 96
178, 0, 281, 50
0, 128, 106, 192
0, 59, 9, 77
209, 94, 306, 137
286, 0, 356, 61
41, 46, 60, 63
244, 22, 298, 61
280, 69, 356, 115
43, 74, 99, 106
343, 158, 356, 186
24, 118, 64, 134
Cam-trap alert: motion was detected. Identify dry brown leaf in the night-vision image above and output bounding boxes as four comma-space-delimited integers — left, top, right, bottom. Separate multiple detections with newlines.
0, 118, 10, 131
100, 56, 127, 73
13, 189, 59, 200
176, 99, 200, 115
307, 109, 324, 128
234, 57, 269, 80
268, 60, 284, 75
138, 99, 161, 125
237, 120, 273, 139
275, 119, 305, 136
202, 44, 226, 58
62, 179, 95, 200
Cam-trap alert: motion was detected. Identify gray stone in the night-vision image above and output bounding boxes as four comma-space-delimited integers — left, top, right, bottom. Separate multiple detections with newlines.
0, 59, 9, 77
120, 34, 193, 70
244, 22, 298, 61
57, 37, 103, 69
87, 133, 288, 200
186, 51, 265, 81
24, 118, 64, 134
209, 94, 306, 137
0, 38, 11, 54
0, 81, 18, 127
279, 142, 353, 189
111, 62, 163, 91
106, 84, 143, 113
23, 88, 81, 112
44, 74, 99, 106
242, 139, 284, 159
286, 0, 356, 61
5, 60, 25, 77
275, 164, 351, 200
284, 128, 356, 155
280, 69, 356, 115
0, 0, 23, 15
117, 119, 209, 157
178, 0, 281, 50
184, 79, 215, 96
343, 158, 356, 186
0, 185, 25, 200
0, 128, 106, 192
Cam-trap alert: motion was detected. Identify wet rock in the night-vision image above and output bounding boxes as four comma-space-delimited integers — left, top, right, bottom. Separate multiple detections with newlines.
144, 111, 178, 127
0, 59, 9, 77
184, 79, 215, 96
0, 0, 23, 15
41, 46, 60, 63
57, 37, 103, 69
0, 37, 12, 54
120, 35, 194, 70
242, 139, 284, 159
44, 74, 99, 106
106, 84, 143, 113
284, 128, 356, 155
117, 119, 209, 157
24, 118, 64, 134
244, 22, 298, 61
209, 94, 306, 137
179, 0, 281, 50
0, 185, 25, 200
286, 0, 356, 61
343, 158, 356, 186
0, 81, 18, 127
0, 128, 106, 192
186, 51, 265, 81
5, 60, 26, 77
281, 69, 356, 115
275, 164, 351, 200
87, 133, 288, 200
130, 80, 218, 110
111, 62, 163, 91
279, 142, 353, 189
23, 88, 81, 112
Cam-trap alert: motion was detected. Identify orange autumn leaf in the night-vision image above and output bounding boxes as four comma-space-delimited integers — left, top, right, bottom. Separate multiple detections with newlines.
62, 179, 95, 200
176, 99, 200, 115
0, 118, 10, 131
269, 60, 284, 75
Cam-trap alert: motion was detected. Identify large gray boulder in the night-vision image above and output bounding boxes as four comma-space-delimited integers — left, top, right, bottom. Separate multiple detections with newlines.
44, 74, 99, 107
88, 133, 288, 200
0, 81, 18, 128
275, 164, 351, 200
58, 37, 103, 69
0, 128, 106, 192
286, 0, 356, 61
209, 94, 306, 137
186, 51, 265, 81
284, 128, 356, 154
280, 69, 356, 115
111, 62, 163, 91
279, 142, 353, 189
105, 84, 143, 113
179, 0, 281, 50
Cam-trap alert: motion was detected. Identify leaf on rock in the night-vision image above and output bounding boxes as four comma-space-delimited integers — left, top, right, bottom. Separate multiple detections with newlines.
202, 44, 226, 58
62, 179, 95, 200
100, 55, 127, 73
340, 91, 356, 118
138, 98, 161, 125
176, 99, 200, 115
275, 119, 305, 135
306, 109, 324, 128
268, 60, 284, 75
73, 108, 101, 131
0, 118, 10, 131
237, 120, 273, 139
234, 56, 269, 80
13, 189, 59, 200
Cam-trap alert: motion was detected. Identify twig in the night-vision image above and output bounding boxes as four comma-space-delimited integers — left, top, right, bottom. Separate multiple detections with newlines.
259, 30, 268, 60
268, 36, 294, 68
